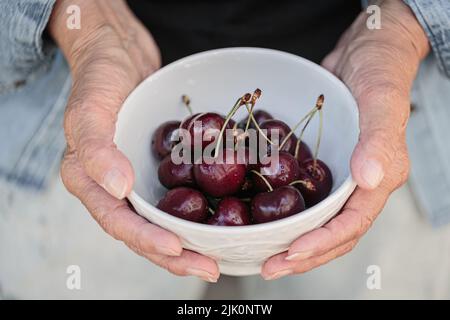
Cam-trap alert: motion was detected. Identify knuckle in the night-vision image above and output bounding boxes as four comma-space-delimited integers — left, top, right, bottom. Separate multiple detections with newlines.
132, 223, 154, 255
77, 141, 113, 172
97, 211, 115, 236
358, 213, 375, 237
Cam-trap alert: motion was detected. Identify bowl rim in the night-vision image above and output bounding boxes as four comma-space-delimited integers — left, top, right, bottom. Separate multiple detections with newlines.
119, 47, 359, 234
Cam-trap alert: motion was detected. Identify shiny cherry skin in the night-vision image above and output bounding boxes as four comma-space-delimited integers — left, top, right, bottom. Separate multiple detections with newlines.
193, 149, 246, 197
295, 141, 313, 164
180, 112, 226, 149
251, 186, 305, 223
260, 119, 298, 154
238, 110, 274, 129
157, 187, 208, 222
252, 151, 300, 192
151, 120, 181, 159
295, 159, 333, 207
207, 197, 251, 226
158, 155, 195, 189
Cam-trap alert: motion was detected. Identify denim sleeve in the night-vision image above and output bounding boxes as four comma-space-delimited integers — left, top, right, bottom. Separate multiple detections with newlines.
0, 0, 57, 93
404, 0, 450, 77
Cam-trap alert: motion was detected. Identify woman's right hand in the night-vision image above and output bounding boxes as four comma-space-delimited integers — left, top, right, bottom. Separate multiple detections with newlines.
50, 0, 219, 283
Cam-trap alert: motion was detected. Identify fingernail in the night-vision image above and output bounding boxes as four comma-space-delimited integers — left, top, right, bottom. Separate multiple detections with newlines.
103, 168, 128, 199
186, 268, 218, 283
360, 159, 384, 189
264, 269, 293, 281
285, 250, 315, 261
156, 246, 181, 257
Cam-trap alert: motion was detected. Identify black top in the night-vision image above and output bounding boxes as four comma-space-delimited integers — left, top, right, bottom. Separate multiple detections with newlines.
127, 0, 361, 65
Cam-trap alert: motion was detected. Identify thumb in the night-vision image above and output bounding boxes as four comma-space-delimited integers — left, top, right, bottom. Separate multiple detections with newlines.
350, 87, 410, 190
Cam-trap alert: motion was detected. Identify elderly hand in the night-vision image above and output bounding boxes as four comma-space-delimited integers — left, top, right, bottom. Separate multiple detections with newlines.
50, 0, 219, 282
262, 0, 430, 280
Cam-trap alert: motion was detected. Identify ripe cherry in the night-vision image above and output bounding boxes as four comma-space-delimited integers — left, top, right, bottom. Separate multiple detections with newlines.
151, 120, 181, 159
251, 186, 305, 223
260, 119, 298, 154
252, 151, 300, 192
207, 197, 251, 226
293, 159, 333, 207
193, 149, 246, 197
238, 110, 273, 129
180, 112, 226, 149
157, 187, 208, 222
158, 155, 195, 189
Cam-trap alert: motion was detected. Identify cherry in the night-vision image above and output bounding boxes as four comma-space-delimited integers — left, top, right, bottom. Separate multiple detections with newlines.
238, 110, 273, 129
193, 149, 247, 197
207, 197, 251, 226
260, 119, 298, 154
180, 112, 226, 149
251, 186, 305, 223
295, 141, 313, 165
157, 187, 208, 222
151, 120, 181, 159
293, 159, 333, 207
252, 151, 300, 192
158, 154, 195, 189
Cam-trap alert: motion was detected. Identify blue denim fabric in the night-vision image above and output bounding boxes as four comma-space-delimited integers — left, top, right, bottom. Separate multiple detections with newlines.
0, 1, 449, 225
0, 0, 56, 93
404, 0, 450, 77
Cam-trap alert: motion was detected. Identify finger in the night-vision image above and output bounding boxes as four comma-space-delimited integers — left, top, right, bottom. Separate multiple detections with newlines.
262, 240, 358, 280
142, 250, 220, 283
61, 152, 182, 257
351, 88, 410, 189
65, 52, 141, 199
283, 185, 390, 262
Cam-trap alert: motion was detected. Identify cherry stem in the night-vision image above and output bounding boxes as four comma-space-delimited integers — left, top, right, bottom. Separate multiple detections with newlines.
279, 108, 316, 150
243, 103, 276, 145
294, 109, 317, 158
208, 207, 215, 215
214, 96, 247, 158
181, 95, 193, 115
289, 179, 310, 187
313, 107, 323, 168
245, 89, 262, 132
251, 170, 273, 192
280, 94, 324, 151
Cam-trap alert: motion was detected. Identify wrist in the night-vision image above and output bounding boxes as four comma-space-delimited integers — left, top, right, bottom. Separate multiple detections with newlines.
381, 0, 430, 60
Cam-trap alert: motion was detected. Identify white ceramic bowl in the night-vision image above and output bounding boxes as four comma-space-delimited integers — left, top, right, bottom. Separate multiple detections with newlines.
114, 48, 359, 276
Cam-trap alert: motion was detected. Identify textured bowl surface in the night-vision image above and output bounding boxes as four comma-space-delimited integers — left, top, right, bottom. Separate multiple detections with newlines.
115, 48, 359, 276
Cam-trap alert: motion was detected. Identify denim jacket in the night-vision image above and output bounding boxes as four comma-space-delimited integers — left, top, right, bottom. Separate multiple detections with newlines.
1, 0, 450, 226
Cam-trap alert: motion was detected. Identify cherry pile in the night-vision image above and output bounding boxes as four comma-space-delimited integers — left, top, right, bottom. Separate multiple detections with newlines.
151, 90, 333, 226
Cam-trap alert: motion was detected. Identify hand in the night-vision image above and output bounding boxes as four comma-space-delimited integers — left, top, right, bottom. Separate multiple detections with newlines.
50, 0, 219, 282
262, 0, 430, 280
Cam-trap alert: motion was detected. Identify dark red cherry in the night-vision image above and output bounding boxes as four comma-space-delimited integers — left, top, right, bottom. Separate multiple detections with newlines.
251, 186, 305, 223
295, 141, 313, 164
207, 197, 251, 226
180, 112, 226, 149
260, 119, 297, 154
238, 110, 274, 129
252, 151, 300, 192
158, 155, 195, 189
151, 120, 181, 159
157, 187, 208, 222
295, 159, 333, 207
193, 149, 246, 197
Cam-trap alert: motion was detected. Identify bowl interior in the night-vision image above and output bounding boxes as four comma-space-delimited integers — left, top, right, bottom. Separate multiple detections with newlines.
115, 48, 358, 214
